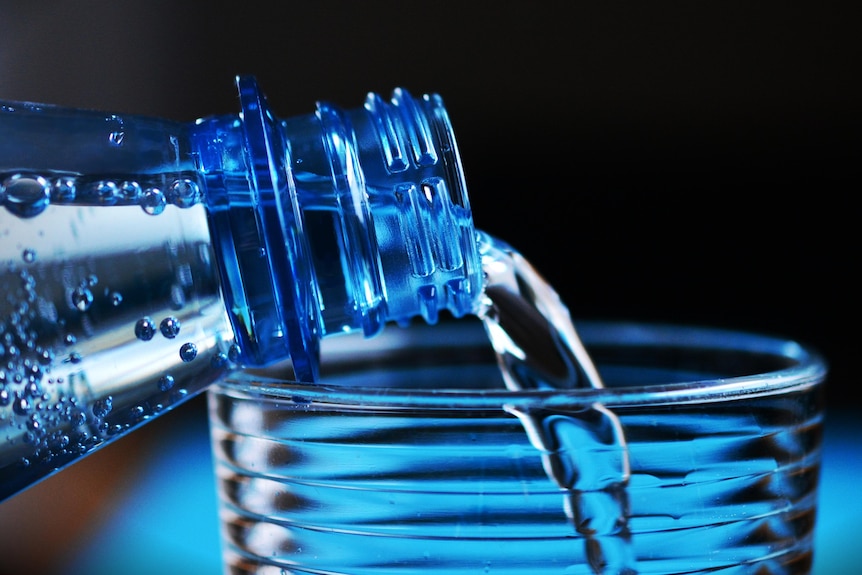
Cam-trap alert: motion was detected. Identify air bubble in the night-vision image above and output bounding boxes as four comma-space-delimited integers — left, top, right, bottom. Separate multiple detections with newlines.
141, 188, 166, 216
2, 174, 51, 218
179, 342, 197, 362
92, 397, 113, 418
13, 396, 32, 415
52, 177, 76, 202
160, 316, 181, 339
135, 317, 157, 341
211, 352, 228, 369
120, 181, 142, 202
94, 181, 119, 205
228, 344, 242, 363
21, 249, 36, 263
158, 374, 175, 392
71, 286, 94, 312
110, 292, 123, 306
38, 348, 53, 364
168, 179, 200, 208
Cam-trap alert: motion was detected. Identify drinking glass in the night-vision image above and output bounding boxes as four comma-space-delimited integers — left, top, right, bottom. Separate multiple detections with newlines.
208, 319, 826, 575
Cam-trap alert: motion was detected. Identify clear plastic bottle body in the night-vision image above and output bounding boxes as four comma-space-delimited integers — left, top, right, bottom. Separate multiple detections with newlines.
0, 77, 482, 500
0, 101, 236, 497
0, 203, 234, 497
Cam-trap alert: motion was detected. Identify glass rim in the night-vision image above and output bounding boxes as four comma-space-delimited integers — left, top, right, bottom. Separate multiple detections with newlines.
215, 320, 827, 410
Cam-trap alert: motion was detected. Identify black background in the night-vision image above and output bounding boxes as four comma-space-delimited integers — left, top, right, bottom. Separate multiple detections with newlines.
1, 1, 857, 408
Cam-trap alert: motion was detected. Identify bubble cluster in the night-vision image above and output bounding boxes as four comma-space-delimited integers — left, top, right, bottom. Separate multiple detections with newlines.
1, 181, 243, 496
1, 171, 205, 217
92, 397, 113, 418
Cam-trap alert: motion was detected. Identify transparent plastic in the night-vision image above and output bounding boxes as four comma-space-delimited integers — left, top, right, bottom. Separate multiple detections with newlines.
0, 76, 482, 500
210, 320, 826, 574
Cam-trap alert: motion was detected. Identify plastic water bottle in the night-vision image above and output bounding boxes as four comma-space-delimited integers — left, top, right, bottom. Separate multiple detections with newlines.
0, 76, 483, 500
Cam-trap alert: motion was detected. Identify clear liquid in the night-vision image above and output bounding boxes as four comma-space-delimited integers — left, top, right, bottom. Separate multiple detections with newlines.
477, 233, 636, 574
0, 198, 236, 497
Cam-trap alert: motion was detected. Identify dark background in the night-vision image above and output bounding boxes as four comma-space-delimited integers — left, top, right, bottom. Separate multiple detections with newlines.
1, 2, 855, 407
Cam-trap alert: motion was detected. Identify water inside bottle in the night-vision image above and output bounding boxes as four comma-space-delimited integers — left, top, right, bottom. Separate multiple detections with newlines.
0, 181, 237, 497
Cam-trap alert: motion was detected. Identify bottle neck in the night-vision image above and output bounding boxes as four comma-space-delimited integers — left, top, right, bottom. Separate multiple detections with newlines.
193, 76, 482, 381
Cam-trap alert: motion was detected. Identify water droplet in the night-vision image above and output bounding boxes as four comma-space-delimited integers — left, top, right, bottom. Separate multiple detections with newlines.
179, 342, 197, 362
92, 397, 113, 418
135, 317, 156, 341
71, 286, 94, 311
141, 188, 166, 215
160, 316, 181, 339
2, 174, 51, 218
69, 352, 83, 364
106, 114, 125, 147
110, 292, 123, 306
64, 333, 77, 346
87, 274, 99, 287
228, 344, 242, 363
0, 389, 10, 406
21, 248, 36, 263
158, 374, 175, 392
167, 179, 200, 208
